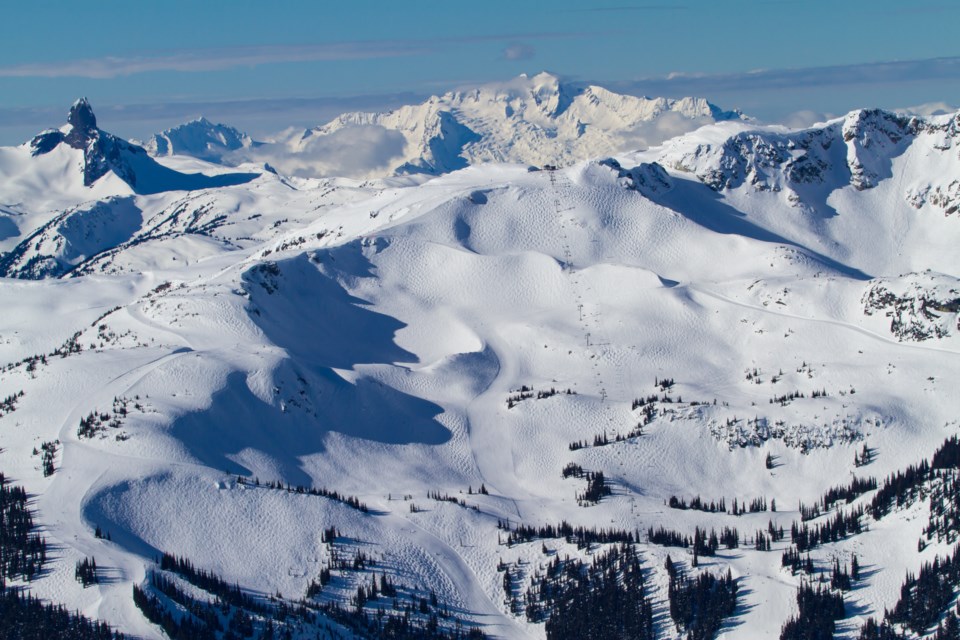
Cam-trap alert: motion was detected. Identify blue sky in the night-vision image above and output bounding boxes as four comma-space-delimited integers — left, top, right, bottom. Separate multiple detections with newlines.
1, 0, 957, 143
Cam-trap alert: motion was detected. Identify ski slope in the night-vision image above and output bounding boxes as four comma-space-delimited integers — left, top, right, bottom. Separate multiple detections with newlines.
0, 100, 958, 639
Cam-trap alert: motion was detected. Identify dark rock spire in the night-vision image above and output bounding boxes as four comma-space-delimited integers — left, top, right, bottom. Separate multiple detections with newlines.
64, 98, 99, 149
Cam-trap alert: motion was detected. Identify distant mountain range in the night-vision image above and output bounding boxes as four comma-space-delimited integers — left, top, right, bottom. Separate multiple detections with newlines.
137, 72, 744, 177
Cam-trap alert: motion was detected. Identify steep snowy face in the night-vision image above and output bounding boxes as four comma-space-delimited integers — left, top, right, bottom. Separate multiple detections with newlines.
28, 98, 147, 188
143, 117, 253, 163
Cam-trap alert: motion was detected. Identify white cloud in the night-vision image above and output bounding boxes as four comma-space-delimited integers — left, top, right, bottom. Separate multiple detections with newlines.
779, 110, 836, 129
231, 125, 408, 179
502, 43, 536, 61
612, 112, 715, 151
895, 101, 958, 117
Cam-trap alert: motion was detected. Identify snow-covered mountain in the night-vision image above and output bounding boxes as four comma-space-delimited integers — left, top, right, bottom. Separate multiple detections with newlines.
297, 72, 743, 175
1, 100, 959, 640
144, 73, 742, 178
141, 117, 255, 163
0, 100, 260, 208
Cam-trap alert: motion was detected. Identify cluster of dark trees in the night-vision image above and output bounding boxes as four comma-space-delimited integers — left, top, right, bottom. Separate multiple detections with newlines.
632, 394, 660, 410
858, 546, 960, 639
665, 557, 738, 640
820, 476, 878, 512
779, 582, 845, 640
887, 546, 960, 635
668, 495, 771, 515
925, 468, 960, 545
34, 440, 57, 477
500, 520, 636, 548
76, 397, 142, 439
789, 506, 865, 552
505, 386, 534, 408
139, 548, 486, 640
160, 552, 270, 616
235, 476, 368, 512
521, 544, 655, 640
569, 425, 647, 451
1, 329, 83, 376
770, 390, 806, 406
854, 444, 875, 467
669, 495, 728, 513
348, 573, 399, 609
869, 436, 959, 542
75, 557, 98, 587
830, 556, 858, 592
648, 526, 721, 559
0, 473, 47, 583
781, 547, 815, 575
426, 490, 480, 512
134, 574, 229, 638
308, 533, 484, 639
562, 462, 584, 478
0, 585, 124, 640
755, 530, 774, 551
77, 410, 114, 439
0, 472, 124, 639
0, 390, 23, 417
796, 476, 878, 522
577, 471, 611, 505
656, 377, 676, 391
506, 385, 573, 408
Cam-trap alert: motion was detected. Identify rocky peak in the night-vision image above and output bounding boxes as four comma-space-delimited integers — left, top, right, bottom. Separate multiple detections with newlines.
64, 98, 100, 149
27, 98, 146, 187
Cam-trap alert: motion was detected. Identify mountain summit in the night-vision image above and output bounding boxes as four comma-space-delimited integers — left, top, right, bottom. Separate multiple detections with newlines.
297, 72, 745, 176
63, 98, 99, 149
143, 117, 254, 163
29, 98, 145, 187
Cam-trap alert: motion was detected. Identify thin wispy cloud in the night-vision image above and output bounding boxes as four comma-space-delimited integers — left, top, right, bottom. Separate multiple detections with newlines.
502, 43, 536, 61
609, 56, 960, 96
0, 42, 433, 79
0, 32, 602, 80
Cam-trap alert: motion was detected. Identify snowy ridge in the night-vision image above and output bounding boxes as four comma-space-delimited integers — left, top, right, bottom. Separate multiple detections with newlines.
0, 101, 958, 639
142, 117, 255, 163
